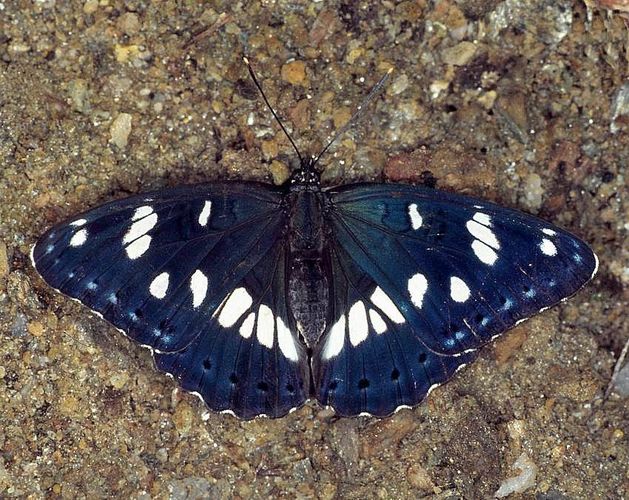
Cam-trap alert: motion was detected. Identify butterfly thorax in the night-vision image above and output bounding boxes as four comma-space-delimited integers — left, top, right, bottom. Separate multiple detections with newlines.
286, 184, 329, 347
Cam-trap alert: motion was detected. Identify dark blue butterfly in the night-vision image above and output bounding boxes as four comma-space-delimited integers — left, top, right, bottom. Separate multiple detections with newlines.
30, 69, 597, 419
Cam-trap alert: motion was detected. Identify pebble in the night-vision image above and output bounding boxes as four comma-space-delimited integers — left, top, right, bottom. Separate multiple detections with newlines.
281, 60, 307, 86
27, 321, 45, 337
494, 327, 528, 365
68, 79, 89, 113
406, 464, 435, 492
0, 241, 8, 279
441, 41, 477, 66
610, 82, 629, 134
109, 371, 129, 390
520, 173, 543, 212
172, 402, 194, 435
613, 362, 629, 397
387, 73, 409, 96
109, 113, 133, 149
494, 453, 538, 497
117, 13, 140, 36
269, 160, 290, 185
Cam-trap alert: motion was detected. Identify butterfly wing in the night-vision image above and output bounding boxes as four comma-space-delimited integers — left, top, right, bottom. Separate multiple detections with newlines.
32, 182, 308, 418
314, 183, 597, 417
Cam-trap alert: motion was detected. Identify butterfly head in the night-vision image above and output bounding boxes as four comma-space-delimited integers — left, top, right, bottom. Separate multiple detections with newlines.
288, 156, 321, 190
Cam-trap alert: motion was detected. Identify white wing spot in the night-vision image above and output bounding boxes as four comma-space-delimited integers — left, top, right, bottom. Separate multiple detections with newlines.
472, 212, 492, 226
471, 239, 498, 265
256, 304, 274, 349
539, 238, 557, 256
408, 203, 423, 230
370, 287, 405, 324
70, 218, 87, 227
190, 270, 208, 308
198, 200, 212, 227
125, 234, 151, 259
124, 212, 158, 244
217, 287, 253, 328
149, 272, 170, 299
542, 228, 557, 236
69, 228, 88, 247
369, 308, 387, 334
322, 315, 346, 360
408, 273, 428, 309
348, 301, 369, 347
277, 316, 299, 361
466, 219, 500, 249
450, 276, 471, 303
239, 312, 255, 339
132, 205, 154, 221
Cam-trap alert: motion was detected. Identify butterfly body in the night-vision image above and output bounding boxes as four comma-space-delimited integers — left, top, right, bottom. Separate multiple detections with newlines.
32, 159, 597, 419
286, 167, 330, 347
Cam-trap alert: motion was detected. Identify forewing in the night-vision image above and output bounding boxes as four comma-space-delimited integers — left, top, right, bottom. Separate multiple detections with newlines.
32, 182, 308, 418
314, 183, 597, 417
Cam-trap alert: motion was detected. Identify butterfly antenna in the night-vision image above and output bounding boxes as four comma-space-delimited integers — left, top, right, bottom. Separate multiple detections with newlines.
312, 67, 393, 167
244, 56, 304, 164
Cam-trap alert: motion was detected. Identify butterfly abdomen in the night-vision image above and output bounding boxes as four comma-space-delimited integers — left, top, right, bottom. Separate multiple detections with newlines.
287, 190, 330, 346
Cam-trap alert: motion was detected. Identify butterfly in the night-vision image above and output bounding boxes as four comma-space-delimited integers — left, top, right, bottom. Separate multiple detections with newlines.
30, 66, 598, 419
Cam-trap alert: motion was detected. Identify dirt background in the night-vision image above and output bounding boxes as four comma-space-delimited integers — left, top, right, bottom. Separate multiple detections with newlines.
0, 1, 627, 498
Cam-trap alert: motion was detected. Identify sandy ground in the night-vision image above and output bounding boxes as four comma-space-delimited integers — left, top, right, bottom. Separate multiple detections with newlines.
0, 1, 627, 498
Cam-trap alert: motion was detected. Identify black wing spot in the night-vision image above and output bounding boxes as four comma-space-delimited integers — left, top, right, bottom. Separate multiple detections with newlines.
257, 381, 269, 392
328, 380, 338, 391
229, 373, 239, 385
474, 313, 484, 324
286, 383, 295, 394
418, 352, 427, 363
202, 358, 211, 370
391, 368, 400, 381
358, 378, 370, 390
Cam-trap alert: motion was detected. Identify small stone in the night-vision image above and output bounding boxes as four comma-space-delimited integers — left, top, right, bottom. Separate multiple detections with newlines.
494, 326, 528, 365
172, 402, 194, 435
361, 412, 417, 458
332, 107, 352, 129
496, 90, 529, 143
612, 362, 629, 397
261, 139, 278, 159
83, 0, 98, 14
520, 173, 543, 212
281, 60, 307, 86
59, 394, 80, 418
114, 44, 140, 63
611, 82, 629, 134
117, 12, 140, 36
387, 74, 409, 96
68, 79, 89, 113
27, 321, 45, 337
441, 41, 477, 66
407, 464, 435, 492
0, 241, 8, 279
109, 371, 129, 390
495, 453, 538, 498
109, 113, 133, 149
269, 160, 290, 185
346, 47, 364, 64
